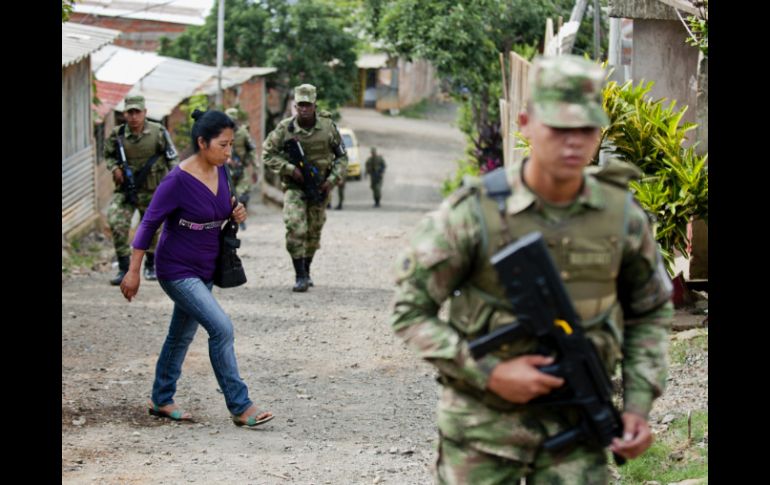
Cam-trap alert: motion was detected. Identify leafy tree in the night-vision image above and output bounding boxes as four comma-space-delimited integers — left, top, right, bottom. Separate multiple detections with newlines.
370, 0, 592, 172
683, 0, 708, 57
159, 0, 359, 131
62, 0, 76, 23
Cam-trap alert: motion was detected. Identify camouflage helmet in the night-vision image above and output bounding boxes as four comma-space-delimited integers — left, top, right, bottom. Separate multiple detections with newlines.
225, 107, 239, 121
294, 84, 317, 104
124, 95, 145, 111
528, 55, 609, 128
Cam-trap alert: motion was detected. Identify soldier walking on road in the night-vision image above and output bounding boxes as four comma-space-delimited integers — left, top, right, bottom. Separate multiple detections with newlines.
262, 84, 348, 292
390, 55, 673, 483
105, 95, 178, 285
225, 108, 259, 230
364, 147, 386, 208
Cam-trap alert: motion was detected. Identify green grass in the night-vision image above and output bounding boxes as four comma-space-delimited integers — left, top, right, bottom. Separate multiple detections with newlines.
62, 237, 107, 275
395, 99, 431, 119
669, 333, 708, 365
613, 410, 708, 484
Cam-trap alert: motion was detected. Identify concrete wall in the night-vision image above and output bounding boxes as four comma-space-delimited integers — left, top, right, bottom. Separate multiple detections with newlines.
631, 19, 699, 132
397, 58, 439, 108
609, 0, 679, 20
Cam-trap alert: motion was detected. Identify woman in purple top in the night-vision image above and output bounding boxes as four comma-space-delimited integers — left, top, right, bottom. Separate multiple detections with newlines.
120, 109, 274, 428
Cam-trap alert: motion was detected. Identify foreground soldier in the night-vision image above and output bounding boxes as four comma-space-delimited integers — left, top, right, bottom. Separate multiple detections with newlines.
262, 84, 348, 292
390, 55, 673, 484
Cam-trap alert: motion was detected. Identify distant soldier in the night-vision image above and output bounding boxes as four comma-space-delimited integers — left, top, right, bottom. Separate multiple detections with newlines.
262, 84, 348, 292
105, 95, 178, 285
225, 107, 259, 230
364, 147, 386, 208
391, 55, 673, 483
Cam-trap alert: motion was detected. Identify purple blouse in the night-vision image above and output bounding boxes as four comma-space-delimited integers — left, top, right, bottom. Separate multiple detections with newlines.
132, 165, 233, 281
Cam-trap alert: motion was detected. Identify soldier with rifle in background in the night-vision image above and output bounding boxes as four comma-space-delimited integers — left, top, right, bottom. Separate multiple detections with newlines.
390, 55, 673, 483
225, 107, 259, 230
262, 84, 348, 292
105, 95, 178, 285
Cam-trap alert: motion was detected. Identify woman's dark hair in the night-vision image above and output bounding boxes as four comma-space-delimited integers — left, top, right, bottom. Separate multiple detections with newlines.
190, 109, 236, 152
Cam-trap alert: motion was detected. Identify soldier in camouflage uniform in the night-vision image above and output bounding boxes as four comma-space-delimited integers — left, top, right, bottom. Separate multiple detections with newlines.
225, 107, 259, 230
262, 84, 348, 292
390, 55, 673, 484
106, 95, 178, 285
364, 147, 386, 207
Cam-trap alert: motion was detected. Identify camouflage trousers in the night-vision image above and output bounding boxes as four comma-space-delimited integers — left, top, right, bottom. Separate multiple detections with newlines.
435, 434, 608, 485
107, 191, 161, 257
283, 188, 329, 259
370, 179, 383, 203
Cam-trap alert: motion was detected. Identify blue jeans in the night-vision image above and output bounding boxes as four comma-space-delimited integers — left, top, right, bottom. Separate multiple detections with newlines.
153, 278, 252, 416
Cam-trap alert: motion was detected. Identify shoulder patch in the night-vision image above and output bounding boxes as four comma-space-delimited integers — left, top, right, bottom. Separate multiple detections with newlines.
317, 110, 333, 118
395, 251, 417, 282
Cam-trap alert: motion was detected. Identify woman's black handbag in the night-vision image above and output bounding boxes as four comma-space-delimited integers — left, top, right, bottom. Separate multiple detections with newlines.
213, 165, 247, 288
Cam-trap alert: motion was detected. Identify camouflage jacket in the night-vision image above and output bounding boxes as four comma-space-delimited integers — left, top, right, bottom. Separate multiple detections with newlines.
262, 112, 348, 190
365, 155, 386, 180
390, 159, 673, 461
104, 120, 178, 193
232, 124, 257, 169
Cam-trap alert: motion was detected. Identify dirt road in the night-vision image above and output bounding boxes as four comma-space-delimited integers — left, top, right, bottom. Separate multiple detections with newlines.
62, 107, 465, 484
62, 106, 706, 484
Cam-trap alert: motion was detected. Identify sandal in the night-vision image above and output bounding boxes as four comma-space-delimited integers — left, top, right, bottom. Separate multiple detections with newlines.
148, 401, 193, 422
232, 409, 274, 428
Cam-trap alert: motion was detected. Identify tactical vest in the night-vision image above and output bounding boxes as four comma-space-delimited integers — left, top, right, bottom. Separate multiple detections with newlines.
444, 161, 637, 410
118, 121, 169, 192
286, 113, 337, 175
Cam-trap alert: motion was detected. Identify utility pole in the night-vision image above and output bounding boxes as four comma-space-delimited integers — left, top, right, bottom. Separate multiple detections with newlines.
216, 0, 224, 107
593, 0, 601, 60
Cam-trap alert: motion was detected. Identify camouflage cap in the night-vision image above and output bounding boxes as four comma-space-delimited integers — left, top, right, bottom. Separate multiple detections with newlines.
225, 107, 239, 120
529, 55, 609, 128
294, 84, 317, 104
124, 95, 145, 111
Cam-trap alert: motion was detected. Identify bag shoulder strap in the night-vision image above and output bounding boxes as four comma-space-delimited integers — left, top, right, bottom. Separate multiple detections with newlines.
223, 164, 237, 209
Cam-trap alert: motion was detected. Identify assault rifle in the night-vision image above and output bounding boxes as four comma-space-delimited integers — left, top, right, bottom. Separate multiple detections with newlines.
284, 138, 325, 205
469, 232, 626, 465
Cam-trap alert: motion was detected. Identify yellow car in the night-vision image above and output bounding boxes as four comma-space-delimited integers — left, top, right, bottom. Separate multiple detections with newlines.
340, 127, 361, 180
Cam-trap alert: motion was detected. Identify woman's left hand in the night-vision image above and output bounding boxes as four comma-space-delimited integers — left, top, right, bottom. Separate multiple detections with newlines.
231, 197, 247, 223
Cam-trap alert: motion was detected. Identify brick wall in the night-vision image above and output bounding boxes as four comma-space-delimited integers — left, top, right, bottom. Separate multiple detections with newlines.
238, 78, 267, 149
70, 13, 187, 52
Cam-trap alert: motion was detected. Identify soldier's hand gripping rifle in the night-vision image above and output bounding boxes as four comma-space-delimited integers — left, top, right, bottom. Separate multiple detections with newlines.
283, 138, 326, 205
468, 232, 626, 465
115, 132, 138, 207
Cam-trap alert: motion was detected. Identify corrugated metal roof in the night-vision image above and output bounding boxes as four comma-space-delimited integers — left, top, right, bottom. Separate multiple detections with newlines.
73, 0, 213, 26
62, 23, 121, 67
94, 46, 277, 119
123, 57, 217, 119
94, 45, 163, 84
356, 53, 389, 69
197, 67, 277, 95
